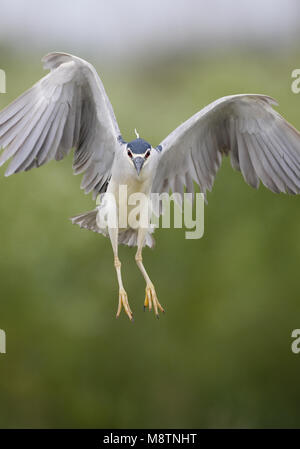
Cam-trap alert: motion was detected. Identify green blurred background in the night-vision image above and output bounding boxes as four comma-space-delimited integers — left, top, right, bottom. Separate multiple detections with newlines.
1, 0, 300, 429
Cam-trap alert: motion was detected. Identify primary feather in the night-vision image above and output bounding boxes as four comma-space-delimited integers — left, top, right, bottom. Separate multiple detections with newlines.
153, 94, 300, 197
0, 52, 121, 199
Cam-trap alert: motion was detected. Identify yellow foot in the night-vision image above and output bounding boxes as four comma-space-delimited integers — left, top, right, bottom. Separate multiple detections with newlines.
116, 288, 133, 321
144, 284, 165, 318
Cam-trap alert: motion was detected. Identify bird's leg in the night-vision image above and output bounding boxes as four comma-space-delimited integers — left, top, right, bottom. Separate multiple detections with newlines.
135, 228, 165, 317
108, 227, 133, 321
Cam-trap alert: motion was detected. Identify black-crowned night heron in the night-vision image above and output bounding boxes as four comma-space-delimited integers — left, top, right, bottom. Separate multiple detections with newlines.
1, 52, 300, 320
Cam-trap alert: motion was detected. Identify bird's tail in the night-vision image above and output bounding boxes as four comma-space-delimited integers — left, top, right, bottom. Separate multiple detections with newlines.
70, 209, 155, 248
70, 209, 102, 234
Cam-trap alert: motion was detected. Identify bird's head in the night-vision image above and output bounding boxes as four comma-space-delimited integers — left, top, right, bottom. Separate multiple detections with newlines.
126, 137, 153, 176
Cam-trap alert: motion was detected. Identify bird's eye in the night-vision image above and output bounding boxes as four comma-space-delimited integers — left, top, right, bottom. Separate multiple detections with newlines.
145, 150, 151, 159
127, 150, 133, 158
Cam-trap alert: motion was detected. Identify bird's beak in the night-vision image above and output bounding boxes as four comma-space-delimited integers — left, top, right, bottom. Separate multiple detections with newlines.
133, 157, 144, 175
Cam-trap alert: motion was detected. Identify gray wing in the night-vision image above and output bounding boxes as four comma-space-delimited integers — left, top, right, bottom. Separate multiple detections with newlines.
0, 52, 121, 198
153, 94, 300, 198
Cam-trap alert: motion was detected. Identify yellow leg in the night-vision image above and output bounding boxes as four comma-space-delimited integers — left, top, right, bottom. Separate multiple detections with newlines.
135, 229, 165, 317
109, 227, 133, 321
114, 256, 133, 321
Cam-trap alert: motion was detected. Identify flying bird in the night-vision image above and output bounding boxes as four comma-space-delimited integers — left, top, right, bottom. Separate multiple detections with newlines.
1, 52, 300, 320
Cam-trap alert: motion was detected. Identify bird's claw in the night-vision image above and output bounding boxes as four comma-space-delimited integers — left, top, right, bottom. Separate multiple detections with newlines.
144, 284, 165, 317
116, 288, 133, 321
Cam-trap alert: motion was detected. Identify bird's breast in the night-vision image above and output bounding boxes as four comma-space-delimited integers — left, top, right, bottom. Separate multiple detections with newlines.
104, 176, 152, 229
108, 172, 152, 198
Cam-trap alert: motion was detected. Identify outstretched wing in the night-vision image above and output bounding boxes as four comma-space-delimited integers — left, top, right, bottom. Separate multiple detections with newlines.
0, 52, 121, 198
152, 94, 300, 198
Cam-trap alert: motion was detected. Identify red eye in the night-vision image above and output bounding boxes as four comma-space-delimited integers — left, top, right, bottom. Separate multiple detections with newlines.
127, 150, 133, 158
145, 150, 150, 159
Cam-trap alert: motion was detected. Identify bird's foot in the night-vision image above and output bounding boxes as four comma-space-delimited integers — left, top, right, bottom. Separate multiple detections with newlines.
144, 283, 165, 318
116, 288, 133, 321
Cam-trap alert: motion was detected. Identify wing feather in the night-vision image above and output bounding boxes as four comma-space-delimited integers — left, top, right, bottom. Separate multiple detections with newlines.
0, 52, 121, 197
153, 94, 300, 197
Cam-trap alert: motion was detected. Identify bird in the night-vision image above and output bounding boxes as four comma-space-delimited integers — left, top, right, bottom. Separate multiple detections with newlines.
1, 52, 300, 321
